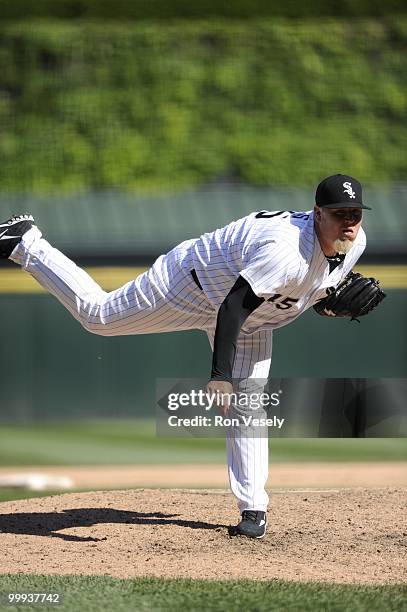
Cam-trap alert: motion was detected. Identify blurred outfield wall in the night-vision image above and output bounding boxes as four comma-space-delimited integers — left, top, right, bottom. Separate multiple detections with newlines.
0, 290, 405, 422
0, 185, 406, 261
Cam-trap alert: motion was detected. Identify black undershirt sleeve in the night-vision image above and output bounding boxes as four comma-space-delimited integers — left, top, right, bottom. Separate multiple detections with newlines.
210, 275, 265, 383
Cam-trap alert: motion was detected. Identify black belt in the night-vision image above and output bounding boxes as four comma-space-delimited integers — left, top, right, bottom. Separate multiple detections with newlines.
191, 269, 203, 290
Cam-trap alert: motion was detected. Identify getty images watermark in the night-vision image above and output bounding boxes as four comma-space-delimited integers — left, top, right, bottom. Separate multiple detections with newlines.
156, 379, 285, 438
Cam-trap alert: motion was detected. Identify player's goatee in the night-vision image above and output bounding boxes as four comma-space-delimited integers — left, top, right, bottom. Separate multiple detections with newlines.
333, 238, 354, 254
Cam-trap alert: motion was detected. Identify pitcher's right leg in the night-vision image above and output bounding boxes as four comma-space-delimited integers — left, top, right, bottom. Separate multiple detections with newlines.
8, 220, 210, 336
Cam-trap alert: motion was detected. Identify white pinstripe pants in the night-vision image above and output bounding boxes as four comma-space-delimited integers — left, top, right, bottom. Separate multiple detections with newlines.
206, 329, 271, 513
12, 227, 272, 513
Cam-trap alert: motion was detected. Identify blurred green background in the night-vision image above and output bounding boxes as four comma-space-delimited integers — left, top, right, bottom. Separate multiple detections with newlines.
0, 2, 406, 477
0, 18, 406, 193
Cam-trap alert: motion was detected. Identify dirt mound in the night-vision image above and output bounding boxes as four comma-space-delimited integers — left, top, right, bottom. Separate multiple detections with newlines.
0, 488, 405, 584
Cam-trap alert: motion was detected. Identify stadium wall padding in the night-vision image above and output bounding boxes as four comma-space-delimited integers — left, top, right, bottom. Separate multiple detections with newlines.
0, 291, 405, 422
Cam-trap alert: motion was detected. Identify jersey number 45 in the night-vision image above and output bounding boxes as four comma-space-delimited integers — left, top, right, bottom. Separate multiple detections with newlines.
268, 294, 299, 309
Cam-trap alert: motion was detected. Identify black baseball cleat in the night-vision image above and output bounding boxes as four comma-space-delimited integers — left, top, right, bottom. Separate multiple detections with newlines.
229, 510, 267, 539
0, 214, 35, 258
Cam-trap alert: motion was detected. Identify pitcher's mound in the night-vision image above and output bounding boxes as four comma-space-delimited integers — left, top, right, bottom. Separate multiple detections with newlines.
0, 488, 405, 584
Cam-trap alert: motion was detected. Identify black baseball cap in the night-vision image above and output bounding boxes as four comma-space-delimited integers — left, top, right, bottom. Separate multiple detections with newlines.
315, 174, 371, 209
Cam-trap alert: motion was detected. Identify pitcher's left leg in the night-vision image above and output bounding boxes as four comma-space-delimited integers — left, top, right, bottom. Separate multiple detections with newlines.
206, 328, 272, 530
227, 329, 272, 516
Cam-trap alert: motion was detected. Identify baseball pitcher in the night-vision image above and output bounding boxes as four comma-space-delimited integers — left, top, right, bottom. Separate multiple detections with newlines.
0, 174, 385, 538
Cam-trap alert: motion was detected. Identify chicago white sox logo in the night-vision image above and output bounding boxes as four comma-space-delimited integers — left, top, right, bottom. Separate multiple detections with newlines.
343, 181, 356, 199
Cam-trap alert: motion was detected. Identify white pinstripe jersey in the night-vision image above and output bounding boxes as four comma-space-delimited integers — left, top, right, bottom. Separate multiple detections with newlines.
174, 210, 366, 335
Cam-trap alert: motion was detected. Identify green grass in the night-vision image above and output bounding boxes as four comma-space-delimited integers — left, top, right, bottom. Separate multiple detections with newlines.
0, 576, 405, 612
0, 489, 65, 503
0, 420, 406, 465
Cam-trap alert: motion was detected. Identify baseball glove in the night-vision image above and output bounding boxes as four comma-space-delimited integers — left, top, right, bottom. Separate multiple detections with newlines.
313, 271, 386, 321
